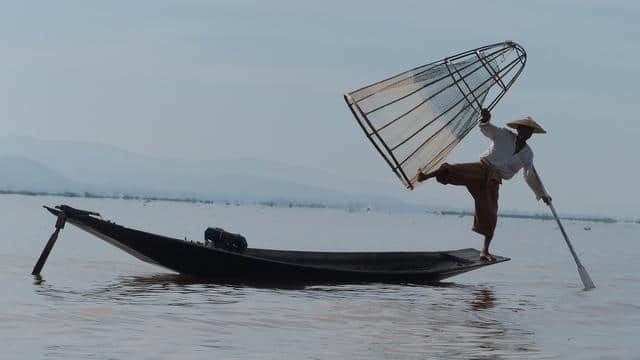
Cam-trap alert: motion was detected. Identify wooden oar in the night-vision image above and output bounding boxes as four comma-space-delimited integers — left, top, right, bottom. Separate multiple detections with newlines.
533, 167, 595, 290
31, 212, 66, 276
547, 202, 595, 290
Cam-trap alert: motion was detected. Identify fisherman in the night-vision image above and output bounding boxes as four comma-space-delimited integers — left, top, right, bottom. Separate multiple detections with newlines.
416, 109, 552, 263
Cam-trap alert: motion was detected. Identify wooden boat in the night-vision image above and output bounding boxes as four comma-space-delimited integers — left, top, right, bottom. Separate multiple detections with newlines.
33, 205, 509, 283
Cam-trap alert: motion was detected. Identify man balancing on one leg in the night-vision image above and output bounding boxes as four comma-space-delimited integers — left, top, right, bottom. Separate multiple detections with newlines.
416, 108, 552, 263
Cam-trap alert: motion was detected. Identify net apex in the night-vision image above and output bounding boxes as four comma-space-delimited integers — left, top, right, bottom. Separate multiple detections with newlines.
344, 93, 355, 105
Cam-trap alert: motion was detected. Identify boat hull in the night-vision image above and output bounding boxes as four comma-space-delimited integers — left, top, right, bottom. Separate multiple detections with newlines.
44, 206, 509, 283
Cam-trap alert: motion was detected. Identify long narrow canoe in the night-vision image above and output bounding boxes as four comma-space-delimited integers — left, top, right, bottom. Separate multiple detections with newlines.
40, 205, 509, 283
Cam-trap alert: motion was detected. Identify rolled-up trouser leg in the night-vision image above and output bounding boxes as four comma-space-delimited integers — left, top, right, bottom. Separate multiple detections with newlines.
469, 180, 499, 238
434, 162, 500, 238
435, 162, 486, 185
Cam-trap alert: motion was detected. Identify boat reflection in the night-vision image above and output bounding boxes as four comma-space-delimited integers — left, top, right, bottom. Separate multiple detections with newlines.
32, 272, 542, 357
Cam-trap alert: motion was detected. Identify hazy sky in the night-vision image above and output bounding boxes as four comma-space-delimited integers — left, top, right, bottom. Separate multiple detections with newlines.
1, 1, 638, 216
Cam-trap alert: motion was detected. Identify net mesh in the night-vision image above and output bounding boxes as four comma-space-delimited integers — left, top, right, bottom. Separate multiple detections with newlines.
345, 41, 526, 189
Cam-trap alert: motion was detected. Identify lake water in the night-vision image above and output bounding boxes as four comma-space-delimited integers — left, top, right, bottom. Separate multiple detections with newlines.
1, 194, 638, 359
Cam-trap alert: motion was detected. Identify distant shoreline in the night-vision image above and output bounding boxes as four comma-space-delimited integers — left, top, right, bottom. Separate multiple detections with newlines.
432, 209, 620, 224
1, 189, 635, 225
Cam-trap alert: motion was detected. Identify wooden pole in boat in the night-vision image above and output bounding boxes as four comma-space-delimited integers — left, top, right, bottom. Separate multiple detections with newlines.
31, 212, 66, 276
533, 167, 595, 290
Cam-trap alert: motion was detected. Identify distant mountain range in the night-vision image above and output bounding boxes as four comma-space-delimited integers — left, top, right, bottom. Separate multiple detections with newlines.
0, 155, 76, 193
2, 135, 636, 223
0, 135, 420, 211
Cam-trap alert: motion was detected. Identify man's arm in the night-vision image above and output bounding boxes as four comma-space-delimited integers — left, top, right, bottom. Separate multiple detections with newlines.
524, 165, 552, 204
478, 108, 500, 140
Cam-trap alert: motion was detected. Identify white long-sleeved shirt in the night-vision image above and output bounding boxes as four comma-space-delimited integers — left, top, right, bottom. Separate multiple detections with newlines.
478, 121, 549, 200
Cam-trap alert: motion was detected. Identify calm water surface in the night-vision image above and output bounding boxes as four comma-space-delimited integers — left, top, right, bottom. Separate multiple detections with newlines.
1, 195, 638, 359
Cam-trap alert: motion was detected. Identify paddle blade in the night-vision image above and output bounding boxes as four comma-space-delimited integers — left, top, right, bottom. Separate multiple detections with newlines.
578, 264, 596, 290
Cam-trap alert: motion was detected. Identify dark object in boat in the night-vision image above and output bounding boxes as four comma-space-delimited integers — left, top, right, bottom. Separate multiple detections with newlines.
36, 205, 509, 283
204, 227, 247, 253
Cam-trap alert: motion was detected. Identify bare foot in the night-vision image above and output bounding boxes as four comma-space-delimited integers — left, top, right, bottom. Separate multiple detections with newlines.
479, 252, 495, 263
416, 171, 436, 183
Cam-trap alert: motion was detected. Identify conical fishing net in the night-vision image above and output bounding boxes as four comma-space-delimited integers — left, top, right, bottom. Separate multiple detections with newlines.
345, 41, 526, 189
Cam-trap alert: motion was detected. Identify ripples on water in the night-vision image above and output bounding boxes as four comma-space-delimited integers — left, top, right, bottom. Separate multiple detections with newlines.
24, 273, 548, 359
2, 195, 639, 359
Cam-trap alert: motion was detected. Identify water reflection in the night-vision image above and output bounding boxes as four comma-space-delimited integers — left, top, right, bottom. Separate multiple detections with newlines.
470, 288, 496, 311
32, 273, 545, 359
33, 272, 450, 305
34, 273, 247, 305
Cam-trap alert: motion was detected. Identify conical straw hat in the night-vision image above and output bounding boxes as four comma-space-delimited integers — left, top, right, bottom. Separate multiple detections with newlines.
507, 116, 546, 134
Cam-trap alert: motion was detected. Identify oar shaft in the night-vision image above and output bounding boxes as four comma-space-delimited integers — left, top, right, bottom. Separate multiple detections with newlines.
533, 167, 594, 289
31, 229, 61, 275
548, 203, 584, 268
31, 213, 66, 276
